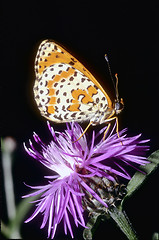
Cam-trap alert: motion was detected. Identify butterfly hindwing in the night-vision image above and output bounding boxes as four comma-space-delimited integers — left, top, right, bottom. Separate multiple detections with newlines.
34, 62, 109, 123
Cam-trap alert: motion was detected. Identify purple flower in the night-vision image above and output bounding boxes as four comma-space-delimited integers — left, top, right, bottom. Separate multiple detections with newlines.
23, 122, 149, 239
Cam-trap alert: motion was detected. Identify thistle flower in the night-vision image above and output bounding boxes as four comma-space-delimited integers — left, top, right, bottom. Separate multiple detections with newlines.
23, 122, 149, 239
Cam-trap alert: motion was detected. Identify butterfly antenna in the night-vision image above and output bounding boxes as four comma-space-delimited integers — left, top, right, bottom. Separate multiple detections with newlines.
115, 73, 119, 101
105, 54, 119, 101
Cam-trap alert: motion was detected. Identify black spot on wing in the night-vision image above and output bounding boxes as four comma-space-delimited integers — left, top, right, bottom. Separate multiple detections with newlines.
64, 113, 69, 119
71, 112, 77, 118
69, 61, 75, 66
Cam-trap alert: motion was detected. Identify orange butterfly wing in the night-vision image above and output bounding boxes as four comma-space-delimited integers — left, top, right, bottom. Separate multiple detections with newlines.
34, 39, 112, 109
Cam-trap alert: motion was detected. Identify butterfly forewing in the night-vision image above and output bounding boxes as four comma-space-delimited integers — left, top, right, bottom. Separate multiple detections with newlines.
34, 40, 114, 125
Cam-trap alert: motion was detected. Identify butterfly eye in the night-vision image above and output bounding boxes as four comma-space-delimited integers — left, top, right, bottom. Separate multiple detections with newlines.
114, 98, 124, 115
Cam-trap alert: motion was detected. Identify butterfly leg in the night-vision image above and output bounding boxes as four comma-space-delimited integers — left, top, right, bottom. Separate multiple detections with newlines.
73, 121, 93, 143
115, 116, 120, 139
115, 117, 123, 145
103, 123, 111, 140
103, 116, 123, 145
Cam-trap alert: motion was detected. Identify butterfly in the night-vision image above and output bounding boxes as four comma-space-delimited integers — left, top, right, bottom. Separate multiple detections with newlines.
33, 39, 124, 139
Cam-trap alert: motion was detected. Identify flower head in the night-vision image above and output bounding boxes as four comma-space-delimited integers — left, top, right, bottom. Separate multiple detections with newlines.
23, 122, 149, 238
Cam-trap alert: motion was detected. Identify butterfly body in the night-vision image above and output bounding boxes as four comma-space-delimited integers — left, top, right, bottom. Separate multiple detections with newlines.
33, 40, 123, 129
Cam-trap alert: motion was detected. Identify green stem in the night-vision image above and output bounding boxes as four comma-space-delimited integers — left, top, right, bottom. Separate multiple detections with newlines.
109, 207, 138, 240
2, 138, 17, 220
2, 138, 21, 239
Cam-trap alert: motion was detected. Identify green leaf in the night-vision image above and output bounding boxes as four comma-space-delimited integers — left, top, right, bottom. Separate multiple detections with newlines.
83, 213, 107, 240
9, 195, 38, 229
121, 150, 159, 208
109, 207, 138, 240
1, 195, 38, 239
83, 208, 138, 240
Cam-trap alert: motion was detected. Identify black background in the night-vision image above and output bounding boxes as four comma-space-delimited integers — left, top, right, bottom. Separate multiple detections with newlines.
1, 1, 159, 239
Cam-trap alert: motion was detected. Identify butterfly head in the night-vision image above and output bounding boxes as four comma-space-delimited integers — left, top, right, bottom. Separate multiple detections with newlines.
105, 56, 124, 116
114, 98, 124, 115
